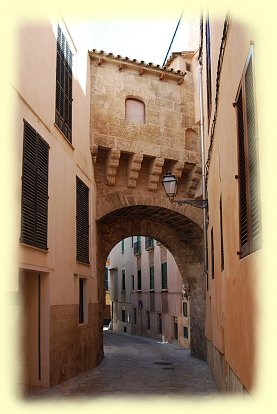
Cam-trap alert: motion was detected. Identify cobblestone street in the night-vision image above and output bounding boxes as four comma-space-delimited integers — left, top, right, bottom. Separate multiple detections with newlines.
24, 329, 219, 400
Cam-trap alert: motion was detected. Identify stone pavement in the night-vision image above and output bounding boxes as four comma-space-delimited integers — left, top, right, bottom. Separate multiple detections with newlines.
24, 329, 219, 399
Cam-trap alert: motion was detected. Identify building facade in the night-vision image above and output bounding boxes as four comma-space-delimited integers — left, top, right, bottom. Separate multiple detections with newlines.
15, 18, 103, 387
193, 15, 261, 392
109, 237, 190, 348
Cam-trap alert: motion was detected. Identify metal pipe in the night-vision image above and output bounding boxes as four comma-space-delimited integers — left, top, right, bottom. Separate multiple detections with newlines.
198, 64, 208, 274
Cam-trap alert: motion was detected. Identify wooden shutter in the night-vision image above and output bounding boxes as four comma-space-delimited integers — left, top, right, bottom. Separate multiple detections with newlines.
236, 51, 261, 257
220, 196, 224, 271
55, 25, 72, 142
76, 176, 89, 263
21, 121, 49, 250
211, 227, 215, 278
161, 262, 168, 290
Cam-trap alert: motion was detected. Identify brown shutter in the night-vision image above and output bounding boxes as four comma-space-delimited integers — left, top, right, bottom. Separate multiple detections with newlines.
211, 227, 215, 278
245, 57, 261, 250
76, 176, 89, 263
21, 121, 49, 250
55, 25, 72, 142
237, 87, 249, 256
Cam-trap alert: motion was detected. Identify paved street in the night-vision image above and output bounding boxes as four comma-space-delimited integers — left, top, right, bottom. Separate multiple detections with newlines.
24, 329, 219, 399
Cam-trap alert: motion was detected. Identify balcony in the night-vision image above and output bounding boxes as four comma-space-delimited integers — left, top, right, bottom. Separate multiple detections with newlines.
145, 237, 154, 251
134, 241, 141, 256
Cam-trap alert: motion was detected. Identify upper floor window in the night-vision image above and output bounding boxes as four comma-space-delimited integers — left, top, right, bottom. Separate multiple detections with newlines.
161, 262, 168, 290
125, 98, 145, 124
55, 25, 72, 142
235, 48, 261, 258
20, 120, 49, 250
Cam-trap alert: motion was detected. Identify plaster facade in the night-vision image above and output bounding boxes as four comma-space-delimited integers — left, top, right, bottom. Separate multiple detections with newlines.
195, 16, 261, 392
109, 237, 190, 349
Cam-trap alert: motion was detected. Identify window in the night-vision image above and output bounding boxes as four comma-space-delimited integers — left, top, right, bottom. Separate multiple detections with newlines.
122, 270, 126, 291
183, 326, 188, 339
174, 317, 178, 340
146, 311, 150, 330
55, 25, 72, 142
161, 262, 168, 290
211, 227, 215, 278
125, 98, 145, 124
220, 196, 225, 270
137, 269, 142, 290
76, 176, 89, 264
205, 18, 212, 125
183, 302, 188, 317
145, 237, 154, 250
158, 313, 162, 334
235, 48, 261, 258
105, 267, 109, 290
79, 278, 86, 324
131, 275, 135, 291
20, 121, 49, 250
134, 236, 141, 256
122, 307, 126, 322
121, 239, 125, 254
149, 266, 155, 290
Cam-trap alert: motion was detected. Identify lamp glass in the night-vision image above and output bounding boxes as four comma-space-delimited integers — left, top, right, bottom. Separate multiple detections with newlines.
162, 173, 177, 198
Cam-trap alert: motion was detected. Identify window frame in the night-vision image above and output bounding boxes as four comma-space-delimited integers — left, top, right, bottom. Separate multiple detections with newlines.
235, 47, 261, 258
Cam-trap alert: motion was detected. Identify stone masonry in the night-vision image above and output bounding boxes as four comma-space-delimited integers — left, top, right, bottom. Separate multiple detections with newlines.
89, 50, 207, 359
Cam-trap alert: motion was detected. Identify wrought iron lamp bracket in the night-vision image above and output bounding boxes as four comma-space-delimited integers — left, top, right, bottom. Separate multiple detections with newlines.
171, 198, 208, 209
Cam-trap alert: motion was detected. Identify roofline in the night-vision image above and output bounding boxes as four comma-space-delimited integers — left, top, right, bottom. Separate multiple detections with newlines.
89, 49, 186, 83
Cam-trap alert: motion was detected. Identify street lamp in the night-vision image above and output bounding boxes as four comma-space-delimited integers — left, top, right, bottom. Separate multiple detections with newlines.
162, 172, 208, 209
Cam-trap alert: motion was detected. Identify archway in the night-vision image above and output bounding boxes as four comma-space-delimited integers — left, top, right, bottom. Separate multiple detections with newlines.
96, 203, 206, 360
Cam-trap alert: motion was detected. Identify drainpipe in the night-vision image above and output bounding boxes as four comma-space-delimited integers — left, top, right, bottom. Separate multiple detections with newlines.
198, 63, 208, 274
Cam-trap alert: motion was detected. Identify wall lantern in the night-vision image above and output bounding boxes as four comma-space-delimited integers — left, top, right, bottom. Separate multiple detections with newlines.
162, 172, 208, 209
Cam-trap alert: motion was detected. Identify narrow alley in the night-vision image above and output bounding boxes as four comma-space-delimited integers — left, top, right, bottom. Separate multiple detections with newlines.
24, 330, 218, 399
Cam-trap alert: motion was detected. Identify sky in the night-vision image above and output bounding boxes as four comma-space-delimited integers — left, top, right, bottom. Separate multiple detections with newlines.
70, 15, 197, 67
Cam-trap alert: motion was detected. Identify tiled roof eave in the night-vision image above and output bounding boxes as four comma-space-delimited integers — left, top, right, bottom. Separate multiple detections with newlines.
89, 49, 186, 80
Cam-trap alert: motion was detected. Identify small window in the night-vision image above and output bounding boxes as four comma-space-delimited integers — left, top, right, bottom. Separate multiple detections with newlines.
79, 278, 86, 324
131, 275, 135, 291
146, 311, 150, 330
183, 326, 188, 339
122, 307, 126, 322
211, 227, 215, 278
186, 62, 191, 71
121, 239, 125, 254
125, 98, 145, 124
122, 270, 126, 291
137, 269, 142, 290
161, 262, 168, 290
158, 313, 162, 334
149, 266, 155, 290
174, 317, 178, 340
183, 302, 188, 317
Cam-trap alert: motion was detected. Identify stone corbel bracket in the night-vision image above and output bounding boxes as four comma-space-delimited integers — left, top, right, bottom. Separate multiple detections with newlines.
148, 157, 165, 191
172, 161, 185, 180
105, 148, 121, 185
127, 153, 144, 188
90, 144, 98, 165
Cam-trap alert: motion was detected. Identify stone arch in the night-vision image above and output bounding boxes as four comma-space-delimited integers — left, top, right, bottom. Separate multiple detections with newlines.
96, 197, 206, 360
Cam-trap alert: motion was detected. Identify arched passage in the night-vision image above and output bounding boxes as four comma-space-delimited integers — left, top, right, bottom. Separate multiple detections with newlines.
96, 203, 206, 360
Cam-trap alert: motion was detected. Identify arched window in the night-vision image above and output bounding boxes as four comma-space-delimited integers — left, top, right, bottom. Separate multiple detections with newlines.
125, 98, 145, 124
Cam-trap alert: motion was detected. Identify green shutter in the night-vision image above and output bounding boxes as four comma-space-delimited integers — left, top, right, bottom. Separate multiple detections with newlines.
161, 262, 167, 290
